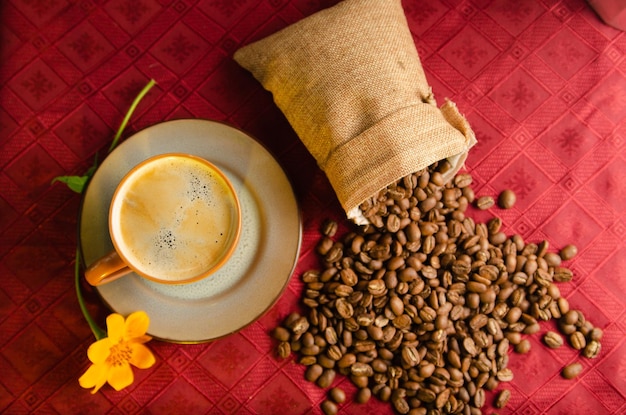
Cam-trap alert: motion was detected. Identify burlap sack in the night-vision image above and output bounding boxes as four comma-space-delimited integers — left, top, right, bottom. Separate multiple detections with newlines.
234, 0, 476, 224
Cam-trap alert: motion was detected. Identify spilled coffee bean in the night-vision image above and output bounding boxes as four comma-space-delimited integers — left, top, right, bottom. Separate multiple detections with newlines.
543, 331, 564, 349
497, 189, 516, 209
476, 195, 495, 210
273, 161, 601, 414
494, 389, 511, 408
562, 362, 583, 379
329, 387, 346, 403
560, 244, 578, 260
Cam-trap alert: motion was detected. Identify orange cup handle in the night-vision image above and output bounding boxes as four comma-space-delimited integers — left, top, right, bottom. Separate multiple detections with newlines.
85, 250, 132, 286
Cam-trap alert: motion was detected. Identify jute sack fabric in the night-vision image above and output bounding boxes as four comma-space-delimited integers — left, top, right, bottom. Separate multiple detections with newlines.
234, 0, 476, 224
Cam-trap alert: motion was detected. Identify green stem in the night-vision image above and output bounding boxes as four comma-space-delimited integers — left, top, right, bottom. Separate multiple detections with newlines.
108, 79, 157, 153
75, 248, 107, 340
73, 78, 156, 341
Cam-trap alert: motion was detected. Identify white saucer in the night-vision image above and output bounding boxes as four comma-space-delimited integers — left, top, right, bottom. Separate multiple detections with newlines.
79, 119, 302, 343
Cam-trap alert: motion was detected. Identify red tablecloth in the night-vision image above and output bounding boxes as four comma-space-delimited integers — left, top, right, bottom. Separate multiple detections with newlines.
1, 0, 625, 414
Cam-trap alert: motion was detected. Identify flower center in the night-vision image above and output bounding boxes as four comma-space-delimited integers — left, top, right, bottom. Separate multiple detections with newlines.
107, 342, 132, 367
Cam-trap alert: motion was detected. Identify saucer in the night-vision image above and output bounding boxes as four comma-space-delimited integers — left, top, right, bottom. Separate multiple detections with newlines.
79, 119, 302, 343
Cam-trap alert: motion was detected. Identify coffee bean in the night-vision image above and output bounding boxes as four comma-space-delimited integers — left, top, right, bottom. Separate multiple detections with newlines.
321, 219, 338, 237
514, 339, 531, 354
496, 368, 514, 382
326, 344, 343, 361
401, 345, 420, 367
272, 326, 291, 342
289, 316, 310, 335
562, 309, 579, 325
562, 362, 583, 379
417, 387, 437, 403
386, 214, 401, 233
328, 387, 346, 403
553, 266, 573, 282
277, 341, 291, 358
457, 387, 470, 404
482, 376, 498, 392
301, 344, 320, 356
299, 356, 317, 365
367, 279, 387, 296
351, 362, 374, 377
489, 231, 507, 245
389, 315, 409, 332
589, 327, 604, 341
317, 237, 334, 256
354, 387, 371, 404
335, 353, 355, 369
354, 339, 376, 352
325, 243, 343, 263
476, 196, 495, 210
320, 400, 338, 415
569, 331, 586, 350
559, 322, 577, 336
377, 385, 392, 402
435, 388, 451, 409
420, 222, 439, 237
392, 394, 410, 414
469, 313, 489, 331
405, 222, 421, 242
495, 389, 511, 408
454, 173, 473, 188
335, 298, 353, 318
305, 364, 323, 382
419, 196, 437, 213
463, 337, 478, 356
389, 295, 404, 316
543, 331, 564, 349
560, 244, 578, 260
317, 354, 336, 369
324, 327, 338, 345
543, 252, 562, 267
334, 284, 353, 298
467, 280, 488, 293
583, 340, 601, 359
301, 332, 315, 347
474, 388, 486, 408
339, 268, 358, 287
506, 306, 522, 324
524, 323, 541, 334
498, 189, 516, 209
555, 297, 569, 315
317, 369, 336, 388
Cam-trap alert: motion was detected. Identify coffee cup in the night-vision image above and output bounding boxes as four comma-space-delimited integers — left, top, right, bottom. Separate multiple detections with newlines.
85, 153, 241, 286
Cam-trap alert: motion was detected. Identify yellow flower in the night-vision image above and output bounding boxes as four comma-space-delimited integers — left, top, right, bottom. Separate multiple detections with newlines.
79, 311, 155, 393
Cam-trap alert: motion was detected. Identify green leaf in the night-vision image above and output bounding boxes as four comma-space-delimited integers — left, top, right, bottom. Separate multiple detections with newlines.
52, 175, 90, 194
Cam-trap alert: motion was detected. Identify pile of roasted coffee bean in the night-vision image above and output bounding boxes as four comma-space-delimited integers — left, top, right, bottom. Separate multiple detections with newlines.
272, 161, 602, 415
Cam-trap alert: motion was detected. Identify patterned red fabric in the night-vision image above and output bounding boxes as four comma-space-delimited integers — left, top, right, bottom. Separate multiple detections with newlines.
0, 0, 625, 414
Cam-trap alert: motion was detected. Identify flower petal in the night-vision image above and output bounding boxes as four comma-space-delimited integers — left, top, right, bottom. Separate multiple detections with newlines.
133, 334, 152, 344
106, 313, 125, 342
107, 363, 134, 391
129, 343, 156, 369
124, 311, 150, 340
79, 363, 108, 394
87, 338, 113, 364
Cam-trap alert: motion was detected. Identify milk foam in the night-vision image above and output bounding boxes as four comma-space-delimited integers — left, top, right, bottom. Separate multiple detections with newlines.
110, 156, 239, 282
